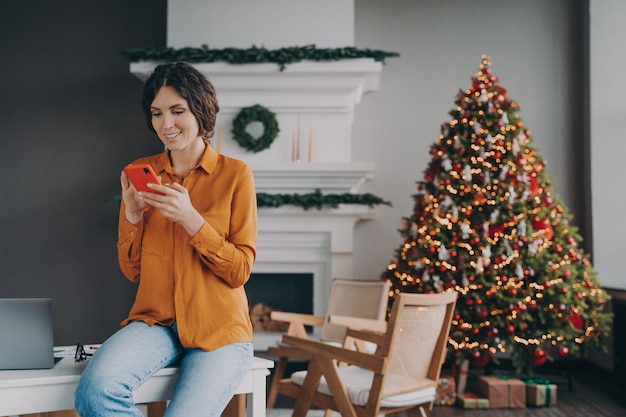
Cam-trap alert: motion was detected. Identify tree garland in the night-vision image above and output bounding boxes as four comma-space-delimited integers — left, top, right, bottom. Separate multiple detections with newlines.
231, 104, 279, 152
121, 44, 400, 71
257, 189, 392, 211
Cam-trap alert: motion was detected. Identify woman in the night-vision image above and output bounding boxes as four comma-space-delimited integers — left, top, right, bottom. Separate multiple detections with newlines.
75, 62, 257, 417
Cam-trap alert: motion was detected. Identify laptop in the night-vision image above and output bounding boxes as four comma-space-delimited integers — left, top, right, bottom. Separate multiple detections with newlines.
0, 298, 55, 370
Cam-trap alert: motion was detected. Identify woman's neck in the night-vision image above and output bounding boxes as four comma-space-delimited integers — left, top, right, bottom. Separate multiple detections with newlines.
169, 138, 206, 178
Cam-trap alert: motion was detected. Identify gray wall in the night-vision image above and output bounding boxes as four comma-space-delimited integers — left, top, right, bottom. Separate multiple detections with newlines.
1, 0, 605, 354
590, 0, 626, 292
0, 1, 167, 345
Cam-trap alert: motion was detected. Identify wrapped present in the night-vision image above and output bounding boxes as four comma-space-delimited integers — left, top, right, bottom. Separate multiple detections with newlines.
457, 393, 489, 408
477, 375, 526, 408
526, 379, 558, 406
456, 359, 469, 395
435, 375, 456, 405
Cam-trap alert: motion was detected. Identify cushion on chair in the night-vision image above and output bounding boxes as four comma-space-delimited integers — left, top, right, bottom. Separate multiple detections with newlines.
291, 366, 436, 407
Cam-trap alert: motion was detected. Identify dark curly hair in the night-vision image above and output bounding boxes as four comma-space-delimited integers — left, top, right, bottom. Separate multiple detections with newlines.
141, 62, 219, 138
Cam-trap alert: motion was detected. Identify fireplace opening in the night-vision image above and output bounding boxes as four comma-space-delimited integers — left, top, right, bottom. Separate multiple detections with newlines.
245, 273, 314, 333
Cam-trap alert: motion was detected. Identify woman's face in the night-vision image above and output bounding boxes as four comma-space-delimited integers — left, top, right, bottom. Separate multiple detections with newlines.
150, 86, 202, 151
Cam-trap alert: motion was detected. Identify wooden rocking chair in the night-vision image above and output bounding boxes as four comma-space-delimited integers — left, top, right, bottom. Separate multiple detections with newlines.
266, 278, 388, 408
277, 291, 458, 417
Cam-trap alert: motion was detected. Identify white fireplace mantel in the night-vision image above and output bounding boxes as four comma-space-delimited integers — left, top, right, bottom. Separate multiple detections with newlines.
130, 59, 382, 113
250, 161, 375, 194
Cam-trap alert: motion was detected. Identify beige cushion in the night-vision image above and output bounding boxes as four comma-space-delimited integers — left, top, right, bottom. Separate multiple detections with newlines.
291, 366, 436, 407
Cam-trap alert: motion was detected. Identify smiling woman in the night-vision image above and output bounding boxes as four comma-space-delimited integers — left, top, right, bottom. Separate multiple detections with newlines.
74, 62, 258, 417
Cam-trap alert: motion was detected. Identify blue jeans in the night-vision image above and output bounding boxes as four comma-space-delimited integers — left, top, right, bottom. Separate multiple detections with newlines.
74, 321, 253, 417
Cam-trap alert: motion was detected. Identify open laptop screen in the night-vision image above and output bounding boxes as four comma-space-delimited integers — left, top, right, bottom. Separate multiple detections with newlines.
0, 298, 54, 370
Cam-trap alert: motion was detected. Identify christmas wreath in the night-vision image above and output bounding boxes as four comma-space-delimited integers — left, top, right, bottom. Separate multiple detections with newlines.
231, 104, 280, 153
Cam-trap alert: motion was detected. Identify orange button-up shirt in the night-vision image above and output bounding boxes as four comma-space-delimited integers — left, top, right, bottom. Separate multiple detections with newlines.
117, 143, 257, 351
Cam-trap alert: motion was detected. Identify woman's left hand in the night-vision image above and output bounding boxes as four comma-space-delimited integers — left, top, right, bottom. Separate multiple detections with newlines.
140, 182, 205, 236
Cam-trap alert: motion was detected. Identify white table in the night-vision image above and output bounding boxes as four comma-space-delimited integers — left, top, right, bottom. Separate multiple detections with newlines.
0, 347, 273, 417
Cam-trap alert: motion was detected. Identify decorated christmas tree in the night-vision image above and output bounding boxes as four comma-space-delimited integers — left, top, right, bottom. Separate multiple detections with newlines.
381, 55, 612, 374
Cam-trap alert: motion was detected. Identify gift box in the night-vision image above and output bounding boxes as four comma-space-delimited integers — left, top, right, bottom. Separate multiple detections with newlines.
457, 393, 489, 408
456, 359, 469, 395
435, 375, 456, 405
526, 381, 558, 406
477, 375, 526, 408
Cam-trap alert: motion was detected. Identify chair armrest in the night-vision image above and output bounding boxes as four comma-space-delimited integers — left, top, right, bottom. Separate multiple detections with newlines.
270, 312, 325, 339
344, 328, 385, 346
282, 334, 385, 373
270, 311, 325, 327
328, 315, 387, 333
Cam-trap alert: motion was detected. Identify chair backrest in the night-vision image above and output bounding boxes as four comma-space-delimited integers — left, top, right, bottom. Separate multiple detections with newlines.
321, 278, 388, 342
376, 292, 457, 399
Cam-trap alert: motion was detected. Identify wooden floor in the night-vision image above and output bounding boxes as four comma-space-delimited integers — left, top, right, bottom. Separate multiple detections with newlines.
268, 359, 626, 417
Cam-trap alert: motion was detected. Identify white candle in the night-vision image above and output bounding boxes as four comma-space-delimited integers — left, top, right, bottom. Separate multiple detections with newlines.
308, 126, 313, 162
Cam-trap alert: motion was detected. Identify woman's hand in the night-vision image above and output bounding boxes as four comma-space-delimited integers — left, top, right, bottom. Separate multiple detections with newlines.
140, 182, 205, 236
120, 171, 149, 224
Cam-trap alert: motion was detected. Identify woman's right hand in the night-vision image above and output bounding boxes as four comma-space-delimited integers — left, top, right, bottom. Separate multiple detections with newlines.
120, 171, 148, 224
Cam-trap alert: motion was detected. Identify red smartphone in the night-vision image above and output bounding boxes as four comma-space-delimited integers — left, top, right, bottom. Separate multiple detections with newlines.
123, 164, 164, 194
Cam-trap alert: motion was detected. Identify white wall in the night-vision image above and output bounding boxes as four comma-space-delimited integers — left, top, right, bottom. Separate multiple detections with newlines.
167, 0, 354, 48
590, 0, 626, 291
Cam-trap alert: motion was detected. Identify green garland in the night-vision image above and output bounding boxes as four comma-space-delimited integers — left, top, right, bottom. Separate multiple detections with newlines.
108, 190, 391, 210
257, 190, 392, 211
232, 104, 279, 153
121, 44, 400, 71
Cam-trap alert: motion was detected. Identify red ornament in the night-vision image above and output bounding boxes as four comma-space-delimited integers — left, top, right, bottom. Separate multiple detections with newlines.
544, 225, 554, 241
570, 313, 584, 330
506, 324, 515, 334
533, 348, 547, 367
489, 224, 505, 238
469, 352, 491, 368
533, 355, 547, 367
558, 347, 570, 357
532, 216, 547, 229
529, 177, 539, 196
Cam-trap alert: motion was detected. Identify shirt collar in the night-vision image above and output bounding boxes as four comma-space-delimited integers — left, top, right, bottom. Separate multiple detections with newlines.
153, 140, 218, 176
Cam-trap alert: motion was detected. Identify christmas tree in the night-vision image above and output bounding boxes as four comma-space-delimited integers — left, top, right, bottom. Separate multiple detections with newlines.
381, 55, 612, 374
